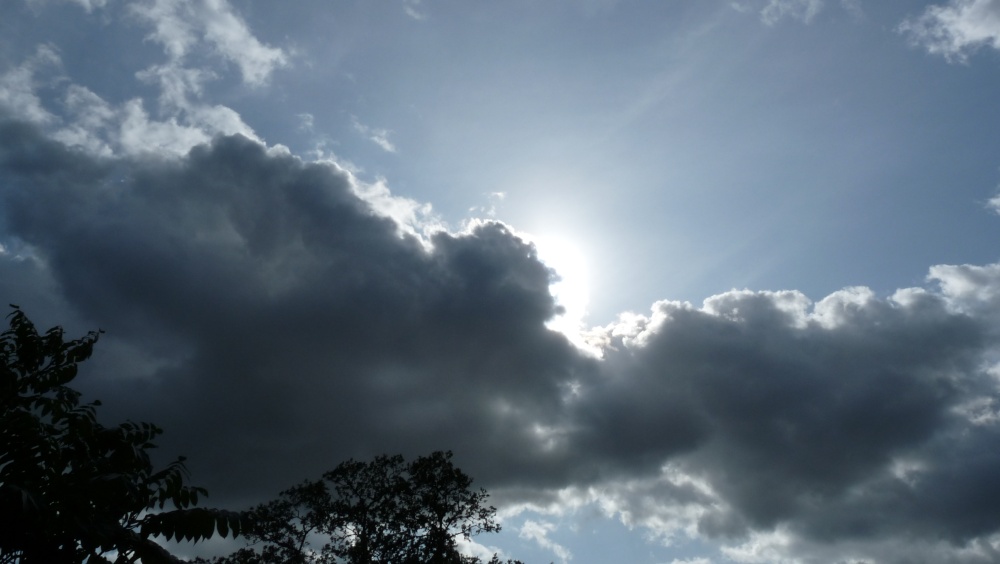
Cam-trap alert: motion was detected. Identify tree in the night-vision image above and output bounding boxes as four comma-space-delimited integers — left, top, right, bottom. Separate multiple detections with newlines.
402, 451, 499, 563
215, 451, 516, 564
0, 306, 244, 563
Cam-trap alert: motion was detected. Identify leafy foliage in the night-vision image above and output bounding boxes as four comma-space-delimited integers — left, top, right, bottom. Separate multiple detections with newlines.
213, 451, 519, 564
0, 306, 244, 563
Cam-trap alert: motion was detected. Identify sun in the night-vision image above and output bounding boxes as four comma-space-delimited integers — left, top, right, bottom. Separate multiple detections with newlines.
527, 233, 594, 349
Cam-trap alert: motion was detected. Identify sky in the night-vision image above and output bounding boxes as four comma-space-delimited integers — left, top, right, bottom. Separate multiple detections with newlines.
5, 0, 1000, 562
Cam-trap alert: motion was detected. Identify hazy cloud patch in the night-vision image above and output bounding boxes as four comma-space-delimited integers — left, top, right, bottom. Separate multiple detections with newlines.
760, 0, 825, 24
900, 0, 1000, 62
402, 0, 426, 21
352, 115, 398, 153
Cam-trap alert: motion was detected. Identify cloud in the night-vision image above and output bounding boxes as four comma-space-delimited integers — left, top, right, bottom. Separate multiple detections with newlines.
5, 114, 1000, 562
0, 117, 579, 496
840, 0, 864, 20
130, 0, 288, 86
733, 0, 857, 25
929, 262, 1000, 315
24, 0, 108, 11
352, 115, 398, 153
988, 193, 1000, 215
123, 0, 284, 148
296, 112, 315, 131
13, 1, 1000, 562
0, 67, 252, 157
73, 0, 107, 11
900, 0, 1000, 62
0, 6, 262, 157
760, 0, 825, 24
720, 528, 797, 563
469, 191, 507, 219
519, 520, 573, 564
403, 0, 427, 21
5, 7, 1000, 556
734, 0, 865, 24
0, 44, 61, 126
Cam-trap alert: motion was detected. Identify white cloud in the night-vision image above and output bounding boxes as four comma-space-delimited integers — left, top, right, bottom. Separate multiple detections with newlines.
929, 262, 1000, 314
496, 467, 721, 551
2, 0, 266, 158
130, 0, 287, 86
198, 0, 288, 86
519, 520, 573, 564
0, 44, 61, 125
0, 45, 236, 158
24, 0, 109, 12
67, 94, 234, 159
50, 85, 116, 156
350, 175, 441, 242
809, 285, 876, 328
703, 289, 812, 327
454, 536, 504, 561
403, 0, 427, 21
132, 62, 259, 152
296, 112, 315, 131
720, 529, 801, 564
73, 0, 108, 11
760, 0, 824, 25
469, 191, 506, 218
352, 116, 398, 153
988, 193, 1000, 215
136, 63, 215, 109
840, 0, 864, 20
117, 98, 211, 155
900, 0, 1000, 62
734, 0, 865, 24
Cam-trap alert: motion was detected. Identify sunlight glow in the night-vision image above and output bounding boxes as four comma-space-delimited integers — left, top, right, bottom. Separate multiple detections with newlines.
528, 234, 599, 354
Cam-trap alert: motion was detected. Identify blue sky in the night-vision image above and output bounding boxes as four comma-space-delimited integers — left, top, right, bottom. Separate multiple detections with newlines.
5, 1, 1000, 563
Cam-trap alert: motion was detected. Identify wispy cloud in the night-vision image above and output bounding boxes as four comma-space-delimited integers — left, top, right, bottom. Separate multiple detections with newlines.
840, 0, 864, 20
403, 0, 426, 21
352, 115, 397, 153
735, 0, 866, 24
296, 112, 314, 131
26, 0, 109, 12
900, 0, 1000, 62
130, 0, 288, 87
760, 0, 825, 24
0, 44, 61, 126
519, 520, 573, 564
469, 191, 506, 218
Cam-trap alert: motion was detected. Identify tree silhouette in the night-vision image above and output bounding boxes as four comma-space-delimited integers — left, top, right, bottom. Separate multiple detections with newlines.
215, 451, 521, 564
402, 451, 499, 563
0, 306, 244, 563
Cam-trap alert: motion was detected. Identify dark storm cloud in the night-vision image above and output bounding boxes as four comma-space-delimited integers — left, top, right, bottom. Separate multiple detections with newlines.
594, 289, 988, 541
0, 116, 594, 498
4, 116, 1000, 561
